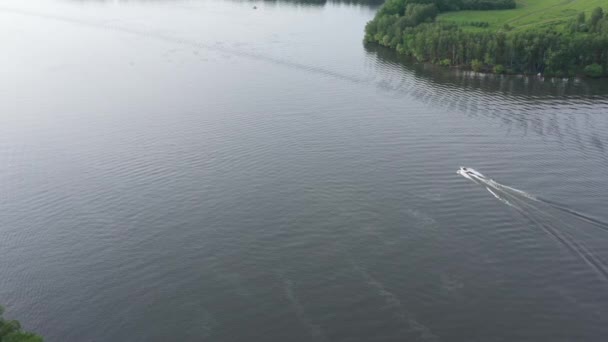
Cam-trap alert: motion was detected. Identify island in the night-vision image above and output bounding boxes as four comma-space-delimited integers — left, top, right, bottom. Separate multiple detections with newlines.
364, 0, 608, 77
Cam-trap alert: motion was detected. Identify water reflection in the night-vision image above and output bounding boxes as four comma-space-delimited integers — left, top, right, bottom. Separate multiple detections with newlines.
365, 44, 608, 97
364, 44, 608, 156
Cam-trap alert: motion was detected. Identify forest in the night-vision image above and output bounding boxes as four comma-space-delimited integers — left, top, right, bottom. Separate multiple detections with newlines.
364, 0, 608, 77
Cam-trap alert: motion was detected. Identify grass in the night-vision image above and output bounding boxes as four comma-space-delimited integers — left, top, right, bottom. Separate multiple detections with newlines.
437, 0, 607, 32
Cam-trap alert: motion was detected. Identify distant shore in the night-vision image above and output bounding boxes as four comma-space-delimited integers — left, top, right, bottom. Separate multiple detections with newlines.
364, 0, 608, 78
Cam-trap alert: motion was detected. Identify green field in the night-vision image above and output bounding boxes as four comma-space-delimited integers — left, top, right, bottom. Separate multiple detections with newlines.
438, 0, 607, 31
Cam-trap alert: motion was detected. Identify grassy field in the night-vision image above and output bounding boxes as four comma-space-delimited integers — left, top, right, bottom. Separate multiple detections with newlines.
438, 0, 607, 31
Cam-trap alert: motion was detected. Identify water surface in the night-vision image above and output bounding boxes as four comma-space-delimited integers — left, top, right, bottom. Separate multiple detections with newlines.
1, 0, 608, 341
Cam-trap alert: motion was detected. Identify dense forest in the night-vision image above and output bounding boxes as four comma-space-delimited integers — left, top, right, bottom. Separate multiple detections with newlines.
364, 0, 608, 77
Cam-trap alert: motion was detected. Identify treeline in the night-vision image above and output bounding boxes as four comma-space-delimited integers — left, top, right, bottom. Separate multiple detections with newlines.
365, 1, 608, 77
457, 0, 515, 11
377, 0, 514, 13
377, 0, 513, 16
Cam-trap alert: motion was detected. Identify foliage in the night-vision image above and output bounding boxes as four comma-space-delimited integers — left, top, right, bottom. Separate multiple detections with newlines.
468, 21, 489, 28
584, 63, 604, 78
376, 0, 514, 12
0, 307, 42, 342
364, 0, 608, 77
493, 64, 505, 74
471, 59, 483, 72
591, 7, 605, 32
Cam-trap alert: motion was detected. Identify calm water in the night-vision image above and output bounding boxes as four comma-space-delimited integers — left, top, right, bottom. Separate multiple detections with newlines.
1, 0, 608, 341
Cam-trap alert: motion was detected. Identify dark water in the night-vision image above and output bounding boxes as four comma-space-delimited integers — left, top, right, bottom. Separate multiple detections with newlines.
1, 0, 608, 341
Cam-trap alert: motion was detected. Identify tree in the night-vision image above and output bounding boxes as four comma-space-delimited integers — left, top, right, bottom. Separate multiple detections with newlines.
0, 307, 43, 342
584, 63, 604, 78
578, 12, 586, 25
493, 64, 505, 74
590, 7, 605, 32
471, 59, 483, 72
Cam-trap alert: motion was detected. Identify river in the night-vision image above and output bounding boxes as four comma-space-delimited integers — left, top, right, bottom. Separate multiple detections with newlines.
1, 0, 608, 341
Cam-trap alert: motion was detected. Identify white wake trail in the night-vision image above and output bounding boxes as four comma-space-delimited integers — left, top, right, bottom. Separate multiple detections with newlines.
458, 167, 608, 233
485, 186, 518, 208
494, 188, 608, 282
485, 180, 538, 201
458, 167, 608, 282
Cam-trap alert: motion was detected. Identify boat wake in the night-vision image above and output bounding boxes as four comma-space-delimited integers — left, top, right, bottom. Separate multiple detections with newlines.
458, 167, 608, 282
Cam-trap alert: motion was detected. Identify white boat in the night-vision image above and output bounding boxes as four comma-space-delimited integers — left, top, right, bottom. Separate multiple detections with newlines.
457, 167, 486, 181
